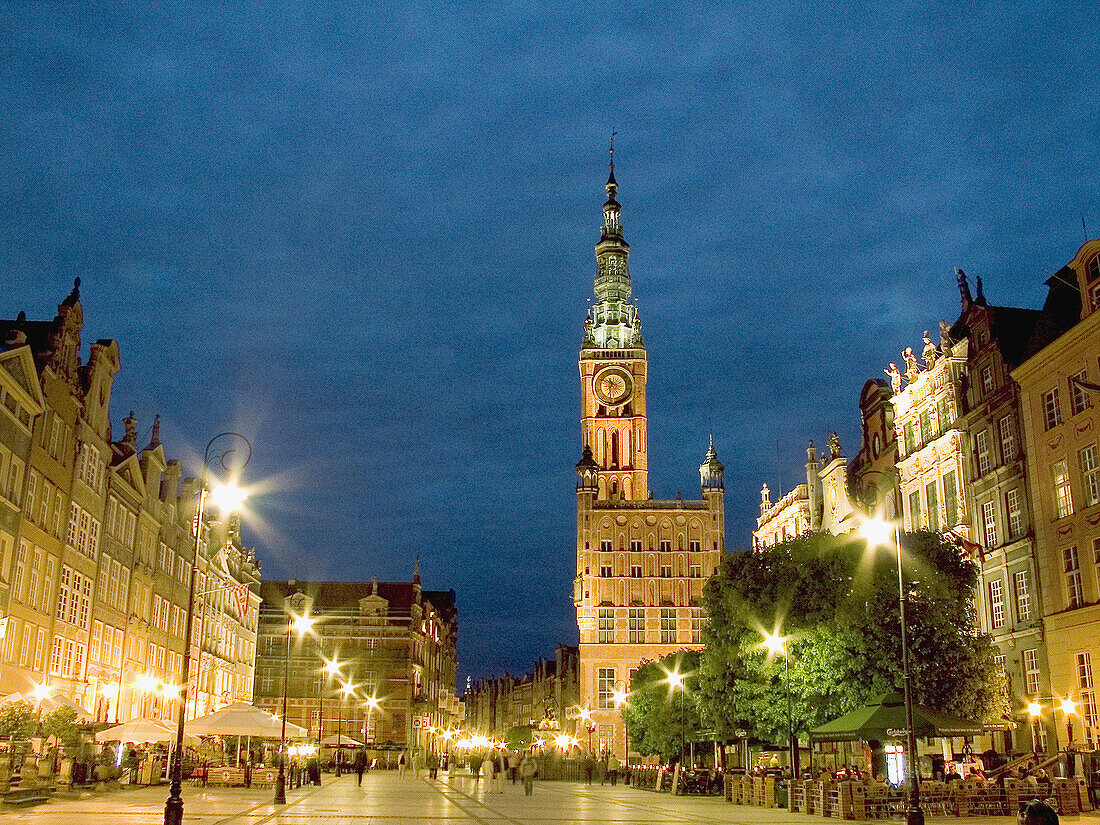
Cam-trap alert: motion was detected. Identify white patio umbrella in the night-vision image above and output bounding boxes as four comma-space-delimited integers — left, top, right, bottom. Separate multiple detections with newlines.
187, 702, 306, 738
95, 718, 176, 744
2, 691, 93, 722
320, 734, 363, 747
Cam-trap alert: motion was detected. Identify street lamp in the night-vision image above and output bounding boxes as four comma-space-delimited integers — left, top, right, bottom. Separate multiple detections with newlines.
613, 683, 629, 764
578, 707, 595, 754
319, 657, 343, 744
274, 610, 316, 803
664, 668, 687, 768
166, 432, 251, 825
364, 696, 381, 749
763, 631, 798, 776
862, 517, 923, 825
335, 681, 355, 776
1027, 702, 1043, 755
1060, 698, 1077, 776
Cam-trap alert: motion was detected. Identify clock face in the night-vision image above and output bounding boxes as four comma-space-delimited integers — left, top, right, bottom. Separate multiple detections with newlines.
594, 367, 633, 406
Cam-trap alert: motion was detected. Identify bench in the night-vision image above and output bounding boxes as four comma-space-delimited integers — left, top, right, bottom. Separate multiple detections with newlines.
2, 786, 53, 807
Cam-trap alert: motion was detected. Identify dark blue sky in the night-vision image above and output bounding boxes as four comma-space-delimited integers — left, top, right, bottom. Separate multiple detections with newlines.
2, 2, 1098, 685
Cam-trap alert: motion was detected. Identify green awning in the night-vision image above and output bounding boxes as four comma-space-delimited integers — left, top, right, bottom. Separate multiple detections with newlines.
809, 693, 987, 743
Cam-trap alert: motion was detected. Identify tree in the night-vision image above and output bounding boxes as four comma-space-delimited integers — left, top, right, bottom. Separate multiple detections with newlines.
41, 706, 82, 746
621, 650, 705, 762
699, 530, 1008, 746
0, 701, 36, 741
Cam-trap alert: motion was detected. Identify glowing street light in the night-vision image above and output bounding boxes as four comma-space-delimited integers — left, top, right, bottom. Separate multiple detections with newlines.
663, 668, 688, 767
275, 610, 315, 802
31, 682, 53, 703
762, 630, 797, 775
860, 516, 922, 825
317, 657, 344, 744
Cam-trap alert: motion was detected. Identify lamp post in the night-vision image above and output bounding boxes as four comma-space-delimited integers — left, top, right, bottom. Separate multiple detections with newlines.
862, 518, 923, 825
275, 610, 315, 803
1060, 698, 1077, 777
319, 658, 343, 749
165, 432, 251, 825
664, 669, 686, 767
364, 696, 380, 751
613, 683, 629, 764
1027, 702, 1043, 755
764, 631, 798, 776
335, 681, 355, 776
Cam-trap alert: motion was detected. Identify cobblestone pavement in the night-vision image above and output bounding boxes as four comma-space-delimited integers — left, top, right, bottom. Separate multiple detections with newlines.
1, 773, 1099, 825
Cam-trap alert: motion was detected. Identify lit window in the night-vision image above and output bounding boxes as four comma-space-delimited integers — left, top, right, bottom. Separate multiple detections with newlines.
630, 539, 642, 553
925, 481, 939, 531
982, 500, 997, 548
1053, 460, 1073, 518
689, 565, 701, 578
630, 565, 641, 578
1023, 648, 1041, 695
1006, 488, 1024, 539
689, 540, 701, 553
691, 608, 704, 644
628, 608, 645, 644
659, 565, 672, 578
975, 430, 992, 476
998, 416, 1016, 462
981, 365, 994, 394
659, 539, 671, 553
944, 471, 958, 527
598, 608, 614, 644
660, 608, 676, 644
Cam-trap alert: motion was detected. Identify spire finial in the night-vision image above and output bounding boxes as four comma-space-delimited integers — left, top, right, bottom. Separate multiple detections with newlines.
607, 129, 617, 190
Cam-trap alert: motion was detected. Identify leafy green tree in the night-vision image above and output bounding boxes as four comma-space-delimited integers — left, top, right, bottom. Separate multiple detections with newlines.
0, 701, 37, 740
621, 650, 705, 762
699, 530, 1008, 746
41, 706, 82, 745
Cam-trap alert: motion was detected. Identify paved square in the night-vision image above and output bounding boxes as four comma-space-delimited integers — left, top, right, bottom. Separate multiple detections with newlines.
1, 774, 1098, 825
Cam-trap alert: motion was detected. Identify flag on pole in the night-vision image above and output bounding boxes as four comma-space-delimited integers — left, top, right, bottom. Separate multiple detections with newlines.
230, 583, 250, 618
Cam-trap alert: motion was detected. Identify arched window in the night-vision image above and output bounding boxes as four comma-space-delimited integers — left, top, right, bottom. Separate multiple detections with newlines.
610, 431, 619, 467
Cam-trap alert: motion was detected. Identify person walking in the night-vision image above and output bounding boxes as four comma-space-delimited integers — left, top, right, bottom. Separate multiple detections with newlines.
427, 750, 439, 780
493, 751, 506, 793
583, 754, 595, 785
480, 753, 495, 788
398, 749, 408, 778
607, 753, 619, 786
520, 753, 537, 796
354, 749, 367, 786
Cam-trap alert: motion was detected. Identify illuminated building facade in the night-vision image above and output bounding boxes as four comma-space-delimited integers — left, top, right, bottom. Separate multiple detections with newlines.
254, 568, 459, 754
1013, 238, 1100, 751
573, 161, 725, 759
0, 281, 260, 721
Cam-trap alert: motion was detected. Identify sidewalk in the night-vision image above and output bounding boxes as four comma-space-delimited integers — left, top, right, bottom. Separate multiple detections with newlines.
0, 772, 1098, 825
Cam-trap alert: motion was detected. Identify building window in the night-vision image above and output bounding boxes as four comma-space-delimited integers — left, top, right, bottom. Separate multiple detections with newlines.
988, 579, 1005, 629
925, 480, 939, 531
689, 564, 701, 578
944, 470, 958, 527
981, 500, 997, 548
689, 540, 700, 553
659, 564, 671, 578
628, 609, 645, 644
1071, 370, 1093, 416
1064, 545, 1083, 607
904, 423, 916, 454
600, 540, 612, 553
630, 539, 642, 553
998, 416, 1016, 463
1023, 648, 1041, 695
691, 608, 704, 644
1014, 569, 1032, 622
981, 365, 995, 395
1079, 444, 1100, 507
920, 409, 934, 443
975, 430, 992, 476
598, 608, 614, 644
1043, 389, 1062, 430
600, 564, 612, 577
937, 397, 953, 432
660, 608, 676, 644
908, 490, 921, 530
597, 668, 615, 709
630, 565, 641, 578
659, 539, 671, 553
1006, 488, 1024, 539
1077, 652, 1098, 746
993, 654, 1008, 697
1053, 460, 1073, 518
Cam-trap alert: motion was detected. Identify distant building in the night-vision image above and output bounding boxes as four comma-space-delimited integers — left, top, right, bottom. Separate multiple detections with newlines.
464, 646, 579, 743
254, 567, 458, 754
573, 160, 725, 759
0, 281, 260, 722
1013, 238, 1100, 751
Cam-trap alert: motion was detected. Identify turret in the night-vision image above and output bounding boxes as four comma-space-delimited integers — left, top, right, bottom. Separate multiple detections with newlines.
806, 440, 823, 531
576, 445, 599, 491
699, 437, 724, 491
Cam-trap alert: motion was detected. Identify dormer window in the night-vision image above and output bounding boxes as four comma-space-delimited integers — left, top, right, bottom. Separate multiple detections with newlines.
1087, 253, 1100, 282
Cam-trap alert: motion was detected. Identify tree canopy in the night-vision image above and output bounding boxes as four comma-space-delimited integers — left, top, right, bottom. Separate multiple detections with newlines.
698, 530, 1007, 746
621, 650, 705, 762
0, 701, 36, 740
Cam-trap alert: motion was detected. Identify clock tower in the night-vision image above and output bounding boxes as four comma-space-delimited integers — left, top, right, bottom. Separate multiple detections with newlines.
574, 153, 725, 761
579, 154, 648, 501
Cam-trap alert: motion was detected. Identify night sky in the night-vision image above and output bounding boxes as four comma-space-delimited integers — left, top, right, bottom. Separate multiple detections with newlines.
2, 2, 1098, 687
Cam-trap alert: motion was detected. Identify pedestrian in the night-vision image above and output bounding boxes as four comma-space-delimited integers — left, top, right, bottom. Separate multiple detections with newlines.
427, 750, 439, 780
520, 753, 537, 796
607, 753, 619, 786
493, 751, 506, 793
414, 749, 424, 780
354, 749, 367, 786
447, 752, 456, 779
398, 749, 408, 778
583, 754, 594, 785
480, 753, 495, 788
1023, 800, 1059, 825
600, 753, 609, 785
